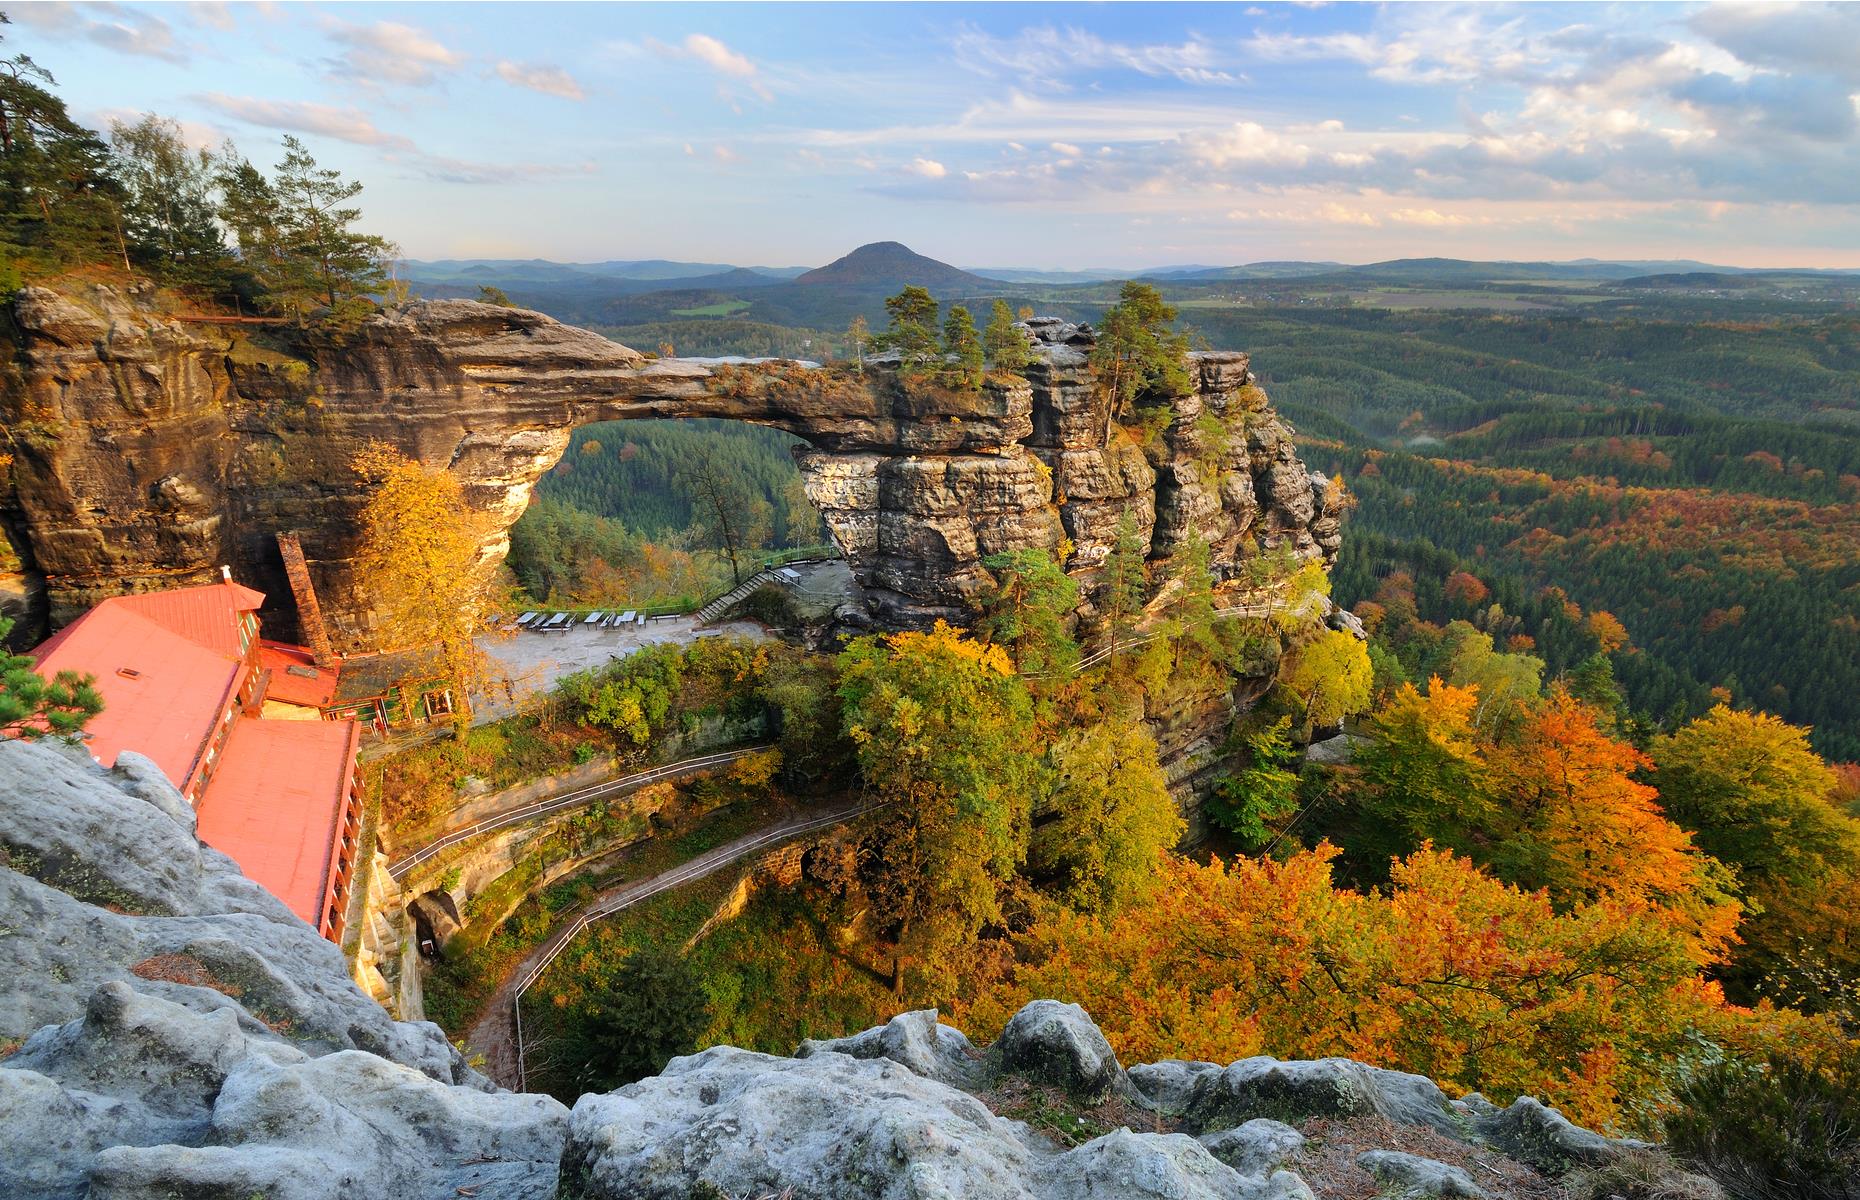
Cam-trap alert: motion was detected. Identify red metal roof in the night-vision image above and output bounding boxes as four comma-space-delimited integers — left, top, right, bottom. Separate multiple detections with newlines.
32, 604, 242, 786
194, 718, 359, 931
259, 640, 342, 708
112, 580, 265, 661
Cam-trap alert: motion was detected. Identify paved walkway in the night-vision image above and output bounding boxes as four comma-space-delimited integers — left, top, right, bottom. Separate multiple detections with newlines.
388, 746, 771, 885
473, 615, 769, 724
465, 799, 878, 1088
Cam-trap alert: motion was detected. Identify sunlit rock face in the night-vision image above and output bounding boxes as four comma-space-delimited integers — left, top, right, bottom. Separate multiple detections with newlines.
2, 286, 1340, 644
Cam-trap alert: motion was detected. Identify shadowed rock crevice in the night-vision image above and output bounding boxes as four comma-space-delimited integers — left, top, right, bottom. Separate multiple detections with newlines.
3, 285, 1341, 645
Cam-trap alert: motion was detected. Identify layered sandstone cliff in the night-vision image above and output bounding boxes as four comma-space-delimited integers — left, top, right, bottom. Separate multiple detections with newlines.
2, 283, 1341, 646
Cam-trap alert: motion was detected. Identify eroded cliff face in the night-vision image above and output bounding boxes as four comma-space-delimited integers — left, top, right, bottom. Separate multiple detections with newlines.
1, 282, 1341, 646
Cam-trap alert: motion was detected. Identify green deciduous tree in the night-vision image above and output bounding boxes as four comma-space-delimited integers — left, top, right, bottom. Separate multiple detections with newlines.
838, 624, 1037, 975
1100, 509, 1149, 675
108, 114, 228, 290
976, 548, 1079, 677
1208, 716, 1301, 848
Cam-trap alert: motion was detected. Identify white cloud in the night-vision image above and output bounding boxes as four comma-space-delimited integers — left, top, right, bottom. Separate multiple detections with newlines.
685, 33, 757, 78
187, 2, 237, 32
1185, 121, 1310, 168
323, 18, 467, 87
1051, 141, 1082, 157
193, 93, 417, 150
9, 2, 187, 63
495, 61, 587, 101
952, 24, 1239, 87
906, 157, 948, 178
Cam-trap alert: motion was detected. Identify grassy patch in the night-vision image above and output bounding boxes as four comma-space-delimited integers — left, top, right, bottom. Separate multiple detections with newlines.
669, 298, 752, 318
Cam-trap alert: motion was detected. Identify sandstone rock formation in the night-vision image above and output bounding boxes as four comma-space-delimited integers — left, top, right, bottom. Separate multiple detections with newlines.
2, 738, 1676, 1200
2, 283, 1342, 644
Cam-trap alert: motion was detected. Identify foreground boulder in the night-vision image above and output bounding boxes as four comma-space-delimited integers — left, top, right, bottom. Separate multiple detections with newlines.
0, 739, 1669, 1199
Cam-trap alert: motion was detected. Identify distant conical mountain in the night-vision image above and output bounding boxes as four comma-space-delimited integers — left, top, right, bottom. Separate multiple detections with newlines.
796, 241, 999, 289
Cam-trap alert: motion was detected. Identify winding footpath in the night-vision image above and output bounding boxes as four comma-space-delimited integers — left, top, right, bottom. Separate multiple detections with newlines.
465, 798, 880, 1089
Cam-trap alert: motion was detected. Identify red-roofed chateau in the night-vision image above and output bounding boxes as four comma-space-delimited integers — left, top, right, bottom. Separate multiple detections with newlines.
33, 572, 363, 942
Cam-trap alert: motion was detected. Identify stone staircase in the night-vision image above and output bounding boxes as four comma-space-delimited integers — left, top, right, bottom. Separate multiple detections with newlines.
692, 567, 784, 625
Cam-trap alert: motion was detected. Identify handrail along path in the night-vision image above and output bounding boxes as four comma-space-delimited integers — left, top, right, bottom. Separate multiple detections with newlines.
389, 746, 771, 884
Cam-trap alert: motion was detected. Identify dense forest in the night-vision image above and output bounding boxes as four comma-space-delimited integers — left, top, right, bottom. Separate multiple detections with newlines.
1168, 307, 1860, 759
506, 419, 827, 607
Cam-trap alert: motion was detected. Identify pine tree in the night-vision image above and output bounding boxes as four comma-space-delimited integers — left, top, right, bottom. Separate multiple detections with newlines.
1090, 281, 1191, 439
0, 36, 128, 275
983, 298, 1031, 372
268, 135, 394, 323
1, 616, 101, 739
880, 285, 939, 373
940, 303, 983, 390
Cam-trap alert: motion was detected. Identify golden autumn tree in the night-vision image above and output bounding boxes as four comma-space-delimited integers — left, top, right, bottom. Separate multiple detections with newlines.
1276, 626, 1373, 734
1488, 688, 1740, 960
351, 443, 499, 733
1652, 705, 1860, 1009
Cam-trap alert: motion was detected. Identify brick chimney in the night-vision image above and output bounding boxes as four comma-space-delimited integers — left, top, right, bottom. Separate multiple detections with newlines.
275, 533, 337, 669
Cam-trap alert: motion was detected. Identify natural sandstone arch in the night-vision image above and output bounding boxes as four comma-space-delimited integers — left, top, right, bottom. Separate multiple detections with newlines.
2, 286, 1341, 647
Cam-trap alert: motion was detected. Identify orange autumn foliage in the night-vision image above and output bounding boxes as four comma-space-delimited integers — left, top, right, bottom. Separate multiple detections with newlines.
954, 844, 1761, 1130
1488, 689, 1740, 962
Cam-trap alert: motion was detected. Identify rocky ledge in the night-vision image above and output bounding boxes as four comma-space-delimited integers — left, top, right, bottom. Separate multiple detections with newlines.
3, 284, 1341, 643
0, 738, 1714, 1200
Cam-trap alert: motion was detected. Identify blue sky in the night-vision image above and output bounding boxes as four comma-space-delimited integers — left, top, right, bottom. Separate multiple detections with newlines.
11, 1, 1860, 268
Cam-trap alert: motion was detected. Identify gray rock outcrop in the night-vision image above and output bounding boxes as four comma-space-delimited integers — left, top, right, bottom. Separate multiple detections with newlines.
993, 998, 1130, 1101
1356, 1149, 1489, 1198
1466, 1093, 1653, 1173
1179, 1055, 1467, 1138
0, 739, 567, 1200
0, 738, 1669, 1200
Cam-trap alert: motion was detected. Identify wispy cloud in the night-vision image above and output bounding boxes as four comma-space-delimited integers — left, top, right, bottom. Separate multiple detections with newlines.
193, 93, 416, 150
9, 2, 187, 63
495, 61, 587, 101
321, 18, 467, 88
952, 24, 1240, 87
684, 33, 755, 79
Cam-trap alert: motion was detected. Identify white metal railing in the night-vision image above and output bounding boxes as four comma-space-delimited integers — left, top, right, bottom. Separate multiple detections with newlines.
511, 799, 882, 1089
389, 747, 770, 883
